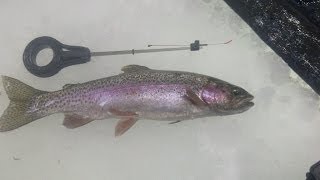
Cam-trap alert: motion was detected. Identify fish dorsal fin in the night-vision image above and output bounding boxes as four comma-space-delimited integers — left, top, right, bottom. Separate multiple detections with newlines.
121, 65, 150, 73
63, 83, 78, 89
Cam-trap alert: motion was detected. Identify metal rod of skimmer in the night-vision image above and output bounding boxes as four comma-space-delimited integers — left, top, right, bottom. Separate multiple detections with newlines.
90, 40, 208, 56
91, 47, 191, 56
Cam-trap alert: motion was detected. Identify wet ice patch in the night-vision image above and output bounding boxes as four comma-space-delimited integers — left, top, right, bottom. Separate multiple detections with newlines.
202, 0, 212, 3
289, 70, 320, 110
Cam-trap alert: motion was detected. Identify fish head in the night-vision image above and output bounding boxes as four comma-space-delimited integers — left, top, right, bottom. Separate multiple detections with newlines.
201, 80, 254, 115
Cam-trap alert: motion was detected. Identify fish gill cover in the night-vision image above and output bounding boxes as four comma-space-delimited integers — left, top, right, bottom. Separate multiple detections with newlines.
223, 0, 320, 95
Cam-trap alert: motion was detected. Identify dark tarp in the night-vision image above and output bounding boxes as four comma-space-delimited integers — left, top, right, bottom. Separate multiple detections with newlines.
223, 0, 320, 95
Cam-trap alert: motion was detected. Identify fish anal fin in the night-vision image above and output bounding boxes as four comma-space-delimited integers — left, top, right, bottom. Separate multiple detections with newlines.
63, 114, 94, 129
185, 88, 207, 107
121, 65, 150, 73
115, 117, 138, 137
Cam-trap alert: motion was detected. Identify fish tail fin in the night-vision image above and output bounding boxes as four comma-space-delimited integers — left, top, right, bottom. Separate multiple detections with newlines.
0, 76, 47, 131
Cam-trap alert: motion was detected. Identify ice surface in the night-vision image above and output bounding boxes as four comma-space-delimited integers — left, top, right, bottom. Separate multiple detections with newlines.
0, 0, 319, 180
289, 70, 313, 90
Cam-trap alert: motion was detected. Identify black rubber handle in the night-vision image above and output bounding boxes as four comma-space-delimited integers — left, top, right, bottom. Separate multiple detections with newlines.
307, 161, 320, 180
23, 36, 91, 77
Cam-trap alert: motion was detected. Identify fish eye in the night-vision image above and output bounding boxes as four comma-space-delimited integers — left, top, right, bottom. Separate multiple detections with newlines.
232, 89, 241, 96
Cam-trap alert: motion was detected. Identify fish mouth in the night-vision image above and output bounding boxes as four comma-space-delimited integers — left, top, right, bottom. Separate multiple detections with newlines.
239, 101, 254, 109
236, 95, 254, 109
214, 95, 254, 115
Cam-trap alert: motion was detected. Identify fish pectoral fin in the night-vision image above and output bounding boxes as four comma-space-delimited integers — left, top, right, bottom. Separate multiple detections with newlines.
115, 117, 138, 137
63, 114, 95, 129
109, 108, 138, 117
121, 65, 150, 73
184, 88, 207, 107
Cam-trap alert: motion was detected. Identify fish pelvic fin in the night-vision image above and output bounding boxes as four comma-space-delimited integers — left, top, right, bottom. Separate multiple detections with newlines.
115, 117, 138, 137
0, 76, 48, 131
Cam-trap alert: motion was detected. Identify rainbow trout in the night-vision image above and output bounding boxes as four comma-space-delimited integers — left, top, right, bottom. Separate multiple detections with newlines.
0, 65, 254, 136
